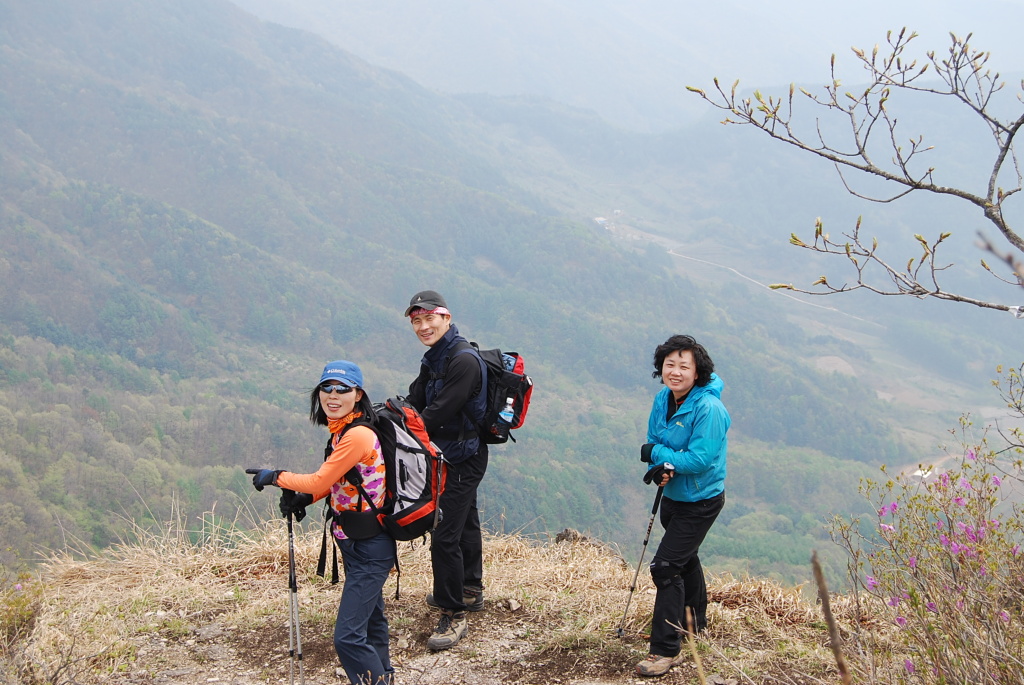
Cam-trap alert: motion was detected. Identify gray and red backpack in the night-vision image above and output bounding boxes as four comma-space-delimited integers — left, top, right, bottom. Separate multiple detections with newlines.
317, 397, 446, 586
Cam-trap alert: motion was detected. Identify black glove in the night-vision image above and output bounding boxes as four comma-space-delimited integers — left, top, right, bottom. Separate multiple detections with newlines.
640, 443, 655, 463
279, 489, 314, 522
643, 464, 668, 486
245, 468, 282, 491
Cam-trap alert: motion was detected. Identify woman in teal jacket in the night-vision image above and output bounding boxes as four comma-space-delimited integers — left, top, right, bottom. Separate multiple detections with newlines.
635, 334, 730, 678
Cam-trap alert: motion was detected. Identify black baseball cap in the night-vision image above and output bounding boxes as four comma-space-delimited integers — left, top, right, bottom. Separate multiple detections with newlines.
404, 290, 449, 317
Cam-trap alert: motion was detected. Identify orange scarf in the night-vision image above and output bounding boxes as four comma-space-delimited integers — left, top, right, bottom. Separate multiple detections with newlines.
327, 411, 364, 438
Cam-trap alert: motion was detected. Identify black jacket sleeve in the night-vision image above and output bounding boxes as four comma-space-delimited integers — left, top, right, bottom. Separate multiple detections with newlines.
408, 368, 428, 412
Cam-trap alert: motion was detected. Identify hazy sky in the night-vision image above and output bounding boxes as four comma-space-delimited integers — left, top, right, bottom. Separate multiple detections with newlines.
231, 0, 1024, 131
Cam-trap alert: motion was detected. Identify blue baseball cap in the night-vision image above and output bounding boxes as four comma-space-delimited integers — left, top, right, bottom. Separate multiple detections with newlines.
319, 360, 363, 388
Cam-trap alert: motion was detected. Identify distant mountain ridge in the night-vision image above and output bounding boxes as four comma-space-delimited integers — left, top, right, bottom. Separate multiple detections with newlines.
229, 0, 1024, 133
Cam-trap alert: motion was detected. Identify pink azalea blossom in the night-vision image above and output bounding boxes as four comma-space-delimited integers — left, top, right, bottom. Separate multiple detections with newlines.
908, 557, 917, 569
904, 660, 915, 673
999, 611, 1010, 623
895, 616, 907, 627
865, 576, 879, 590
880, 524, 895, 533
877, 501, 899, 516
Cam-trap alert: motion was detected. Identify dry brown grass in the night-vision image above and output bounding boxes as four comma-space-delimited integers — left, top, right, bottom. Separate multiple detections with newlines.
3, 517, 894, 685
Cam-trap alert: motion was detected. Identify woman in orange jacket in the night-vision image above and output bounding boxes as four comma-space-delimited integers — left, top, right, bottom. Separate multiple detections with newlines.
248, 360, 395, 685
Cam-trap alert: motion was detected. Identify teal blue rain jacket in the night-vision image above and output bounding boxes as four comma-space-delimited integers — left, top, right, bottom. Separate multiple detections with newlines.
646, 373, 730, 502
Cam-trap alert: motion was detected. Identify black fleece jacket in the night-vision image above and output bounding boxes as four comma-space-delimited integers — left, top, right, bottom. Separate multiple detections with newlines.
407, 324, 485, 462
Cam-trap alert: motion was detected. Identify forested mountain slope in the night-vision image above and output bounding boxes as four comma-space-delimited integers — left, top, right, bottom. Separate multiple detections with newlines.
0, 0, 946, 585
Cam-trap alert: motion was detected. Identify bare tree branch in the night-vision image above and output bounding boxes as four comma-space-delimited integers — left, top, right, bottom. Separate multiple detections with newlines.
767, 217, 1021, 313
687, 29, 1024, 312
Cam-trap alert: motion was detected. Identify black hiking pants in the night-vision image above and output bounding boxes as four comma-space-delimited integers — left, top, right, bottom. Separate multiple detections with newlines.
649, 491, 725, 657
430, 448, 488, 611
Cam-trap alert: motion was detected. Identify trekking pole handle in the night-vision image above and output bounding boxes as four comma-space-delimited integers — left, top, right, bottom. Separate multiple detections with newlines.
287, 512, 298, 592
650, 486, 664, 515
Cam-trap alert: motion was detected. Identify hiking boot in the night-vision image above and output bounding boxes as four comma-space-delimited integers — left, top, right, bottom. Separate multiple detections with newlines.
463, 586, 484, 611
426, 611, 467, 651
635, 652, 684, 677
425, 588, 485, 612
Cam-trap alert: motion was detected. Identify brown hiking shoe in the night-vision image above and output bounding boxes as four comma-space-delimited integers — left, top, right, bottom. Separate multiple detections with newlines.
426, 610, 467, 651
635, 652, 684, 677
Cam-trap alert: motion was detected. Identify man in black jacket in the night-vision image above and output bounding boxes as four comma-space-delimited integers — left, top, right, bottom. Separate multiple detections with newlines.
404, 290, 488, 651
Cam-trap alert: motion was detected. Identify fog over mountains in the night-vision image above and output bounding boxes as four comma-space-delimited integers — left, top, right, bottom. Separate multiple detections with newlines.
0, 0, 1021, 586
230, 0, 1024, 132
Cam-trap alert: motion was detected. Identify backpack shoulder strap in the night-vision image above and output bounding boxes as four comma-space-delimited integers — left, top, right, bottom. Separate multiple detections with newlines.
344, 416, 390, 504
428, 340, 477, 380
423, 342, 487, 437
451, 344, 489, 433
316, 416, 385, 584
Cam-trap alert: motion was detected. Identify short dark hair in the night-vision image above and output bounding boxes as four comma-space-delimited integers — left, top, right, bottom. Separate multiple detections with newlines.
652, 334, 715, 387
308, 385, 375, 426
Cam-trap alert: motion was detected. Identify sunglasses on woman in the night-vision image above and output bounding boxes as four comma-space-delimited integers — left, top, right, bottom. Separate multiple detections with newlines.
319, 383, 355, 395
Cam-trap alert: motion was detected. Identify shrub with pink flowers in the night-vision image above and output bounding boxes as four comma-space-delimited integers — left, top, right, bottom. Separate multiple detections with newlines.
1, 572, 39, 655
828, 364, 1024, 683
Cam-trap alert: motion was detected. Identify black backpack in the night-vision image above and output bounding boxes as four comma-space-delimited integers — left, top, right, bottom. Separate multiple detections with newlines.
450, 342, 534, 444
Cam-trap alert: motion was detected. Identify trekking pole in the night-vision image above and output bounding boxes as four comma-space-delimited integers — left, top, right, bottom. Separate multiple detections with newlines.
286, 512, 306, 685
615, 483, 666, 638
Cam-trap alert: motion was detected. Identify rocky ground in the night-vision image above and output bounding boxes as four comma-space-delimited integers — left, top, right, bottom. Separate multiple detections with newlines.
6, 528, 863, 685
95, 593, 725, 685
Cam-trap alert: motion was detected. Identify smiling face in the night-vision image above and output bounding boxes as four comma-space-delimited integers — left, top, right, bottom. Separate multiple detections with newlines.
661, 349, 697, 401
319, 382, 362, 420
410, 311, 452, 347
